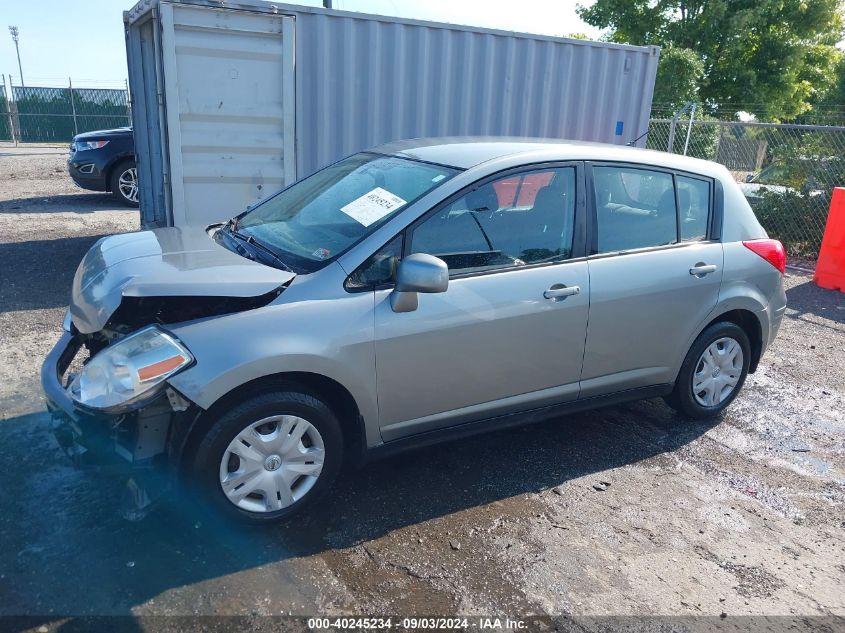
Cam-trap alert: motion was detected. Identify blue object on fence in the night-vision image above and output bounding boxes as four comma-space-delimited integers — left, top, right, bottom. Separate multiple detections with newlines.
615, 120, 624, 136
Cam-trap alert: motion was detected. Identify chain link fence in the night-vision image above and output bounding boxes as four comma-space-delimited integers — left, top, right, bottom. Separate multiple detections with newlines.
647, 116, 844, 258
0, 77, 130, 144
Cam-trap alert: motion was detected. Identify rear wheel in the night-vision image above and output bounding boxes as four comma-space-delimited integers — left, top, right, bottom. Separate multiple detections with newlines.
110, 159, 139, 207
192, 389, 343, 523
664, 321, 750, 419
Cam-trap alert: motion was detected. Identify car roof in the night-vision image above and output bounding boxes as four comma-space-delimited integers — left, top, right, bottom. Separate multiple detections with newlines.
372, 136, 724, 177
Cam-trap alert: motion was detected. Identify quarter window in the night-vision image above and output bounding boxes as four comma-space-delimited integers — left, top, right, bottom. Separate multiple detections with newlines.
593, 166, 677, 253
345, 236, 402, 290
677, 176, 711, 242
409, 167, 577, 276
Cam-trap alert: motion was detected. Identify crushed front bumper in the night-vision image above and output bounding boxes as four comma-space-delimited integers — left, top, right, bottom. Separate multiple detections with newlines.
41, 331, 184, 472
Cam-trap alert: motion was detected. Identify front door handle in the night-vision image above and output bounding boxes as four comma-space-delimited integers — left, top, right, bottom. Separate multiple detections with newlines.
544, 284, 581, 300
689, 264, 718, 276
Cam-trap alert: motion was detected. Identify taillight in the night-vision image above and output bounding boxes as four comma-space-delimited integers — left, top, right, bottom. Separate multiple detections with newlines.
743, 239, 786, 274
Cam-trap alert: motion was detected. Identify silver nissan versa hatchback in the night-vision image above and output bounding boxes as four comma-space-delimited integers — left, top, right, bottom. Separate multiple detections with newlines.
42, 138, 787, 523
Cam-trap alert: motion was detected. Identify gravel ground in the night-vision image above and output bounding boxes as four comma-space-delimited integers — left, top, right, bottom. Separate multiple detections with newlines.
0, 146, 843, 627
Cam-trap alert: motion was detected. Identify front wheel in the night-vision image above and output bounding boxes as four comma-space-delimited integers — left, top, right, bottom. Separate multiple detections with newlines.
192, 389, 344, 523
110, 159, 139, 208
664, 321, 751, 419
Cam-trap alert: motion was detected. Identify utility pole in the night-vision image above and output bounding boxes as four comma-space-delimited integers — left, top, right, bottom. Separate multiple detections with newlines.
8, 26, 24, 88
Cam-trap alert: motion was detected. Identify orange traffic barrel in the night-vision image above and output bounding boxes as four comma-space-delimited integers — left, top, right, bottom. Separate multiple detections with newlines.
815, 187, 845, 292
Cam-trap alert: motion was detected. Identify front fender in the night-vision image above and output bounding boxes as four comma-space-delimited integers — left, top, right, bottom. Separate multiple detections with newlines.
166, 268, 380, 447
104, 152, 136, 181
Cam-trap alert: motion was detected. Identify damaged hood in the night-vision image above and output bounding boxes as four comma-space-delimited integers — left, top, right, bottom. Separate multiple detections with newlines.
70, 226, 295, 334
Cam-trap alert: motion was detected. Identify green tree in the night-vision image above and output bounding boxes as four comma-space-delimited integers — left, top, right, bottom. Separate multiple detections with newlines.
652, 46, 705, 112
807, 52, 845, 123
577, 0, 844, 121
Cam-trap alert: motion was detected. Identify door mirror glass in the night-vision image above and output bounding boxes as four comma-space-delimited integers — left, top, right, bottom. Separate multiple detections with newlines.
390, 253, 449, 313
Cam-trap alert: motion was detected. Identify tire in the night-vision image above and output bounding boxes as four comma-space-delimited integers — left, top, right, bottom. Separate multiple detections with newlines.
664, 321, 751, 419
110, 159, 139, 208
191, 388, 344, 523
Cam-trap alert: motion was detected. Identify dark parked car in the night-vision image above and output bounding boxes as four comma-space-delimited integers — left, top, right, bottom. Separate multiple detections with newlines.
68, 127, 137, 207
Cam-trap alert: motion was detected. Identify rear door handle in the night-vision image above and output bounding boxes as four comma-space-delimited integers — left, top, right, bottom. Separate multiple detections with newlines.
544, 284, 580, 300
689, 264, 718, 276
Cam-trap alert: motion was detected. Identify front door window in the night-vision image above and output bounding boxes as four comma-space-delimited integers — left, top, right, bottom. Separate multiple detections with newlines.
409, 167, 577, 275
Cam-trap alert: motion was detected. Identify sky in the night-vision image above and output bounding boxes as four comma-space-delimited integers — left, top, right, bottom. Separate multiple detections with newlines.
0, 0, 602, 89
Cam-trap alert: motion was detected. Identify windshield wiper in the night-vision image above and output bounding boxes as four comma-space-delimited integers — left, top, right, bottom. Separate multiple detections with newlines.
221, 224, 293, 272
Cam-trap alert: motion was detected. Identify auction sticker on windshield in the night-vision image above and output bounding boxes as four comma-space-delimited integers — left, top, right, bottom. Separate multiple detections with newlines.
341, 187, 407, 227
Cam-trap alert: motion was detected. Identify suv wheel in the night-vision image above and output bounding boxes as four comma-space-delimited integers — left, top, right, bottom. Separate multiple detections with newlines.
110, 159, 139, 207
664, 321, 751, 419
192, 389, 343, 523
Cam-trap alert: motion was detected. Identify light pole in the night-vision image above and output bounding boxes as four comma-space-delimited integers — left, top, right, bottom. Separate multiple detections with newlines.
8, 26, 24, 88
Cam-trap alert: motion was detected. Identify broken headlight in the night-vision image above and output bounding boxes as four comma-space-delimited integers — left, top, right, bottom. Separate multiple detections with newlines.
69, 326, 193, 410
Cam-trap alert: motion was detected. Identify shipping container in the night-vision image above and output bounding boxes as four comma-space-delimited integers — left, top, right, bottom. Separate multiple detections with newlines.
125, 0, 660, 227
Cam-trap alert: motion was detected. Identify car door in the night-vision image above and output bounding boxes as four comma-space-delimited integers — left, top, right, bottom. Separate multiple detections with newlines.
581, 163, 724, 397
372, 163, 590, 441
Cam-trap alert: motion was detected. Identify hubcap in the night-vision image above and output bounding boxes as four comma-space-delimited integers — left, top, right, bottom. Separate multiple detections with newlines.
118, 167, 138, 203
219, 415, 325, 513
692, 337, 743, 407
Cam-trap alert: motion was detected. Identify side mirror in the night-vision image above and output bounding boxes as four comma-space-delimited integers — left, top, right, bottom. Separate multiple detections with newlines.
390, 253, 449, 313
745, 173, 754, 182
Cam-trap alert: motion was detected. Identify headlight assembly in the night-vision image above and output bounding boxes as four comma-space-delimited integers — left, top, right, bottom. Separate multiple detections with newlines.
75, 140, 110, 151
69, 326, 193, 410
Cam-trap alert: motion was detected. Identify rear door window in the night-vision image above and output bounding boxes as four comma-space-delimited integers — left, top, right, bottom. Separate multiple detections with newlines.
592, 166, 677, 253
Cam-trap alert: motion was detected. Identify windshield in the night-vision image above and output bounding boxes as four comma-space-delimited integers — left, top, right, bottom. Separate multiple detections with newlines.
236, 153, 459, 272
